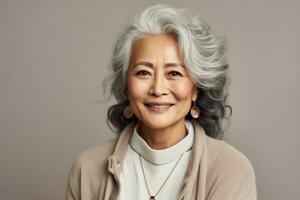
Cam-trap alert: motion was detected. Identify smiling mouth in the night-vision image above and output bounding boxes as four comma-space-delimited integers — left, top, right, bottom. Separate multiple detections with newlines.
144, 103, 174, 113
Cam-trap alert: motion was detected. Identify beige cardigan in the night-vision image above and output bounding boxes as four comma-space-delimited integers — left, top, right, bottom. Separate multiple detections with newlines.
65, 121, 257, 200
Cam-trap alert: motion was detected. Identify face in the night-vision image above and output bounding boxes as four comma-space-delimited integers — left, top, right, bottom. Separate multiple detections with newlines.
126, 34, 198, 130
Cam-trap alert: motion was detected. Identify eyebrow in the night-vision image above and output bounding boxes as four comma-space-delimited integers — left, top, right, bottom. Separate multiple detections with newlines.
132, 61, 185, 69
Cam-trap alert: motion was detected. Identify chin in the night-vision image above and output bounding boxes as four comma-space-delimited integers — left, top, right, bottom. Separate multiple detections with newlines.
139, 117, 180, 130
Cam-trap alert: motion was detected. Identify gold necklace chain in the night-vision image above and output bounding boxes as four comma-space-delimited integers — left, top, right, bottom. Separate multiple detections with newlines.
139, 153, 183, 200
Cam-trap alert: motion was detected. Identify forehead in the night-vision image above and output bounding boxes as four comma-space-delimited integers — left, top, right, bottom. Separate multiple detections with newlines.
130, 34, 183, 63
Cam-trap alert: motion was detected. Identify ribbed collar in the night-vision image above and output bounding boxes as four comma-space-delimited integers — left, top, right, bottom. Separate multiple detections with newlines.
129, 120, 194, 165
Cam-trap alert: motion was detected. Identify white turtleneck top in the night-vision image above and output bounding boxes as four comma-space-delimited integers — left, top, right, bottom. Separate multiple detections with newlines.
119, 120, 194, 200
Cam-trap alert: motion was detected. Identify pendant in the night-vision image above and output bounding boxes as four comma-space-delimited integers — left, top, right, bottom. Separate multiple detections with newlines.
150, 196, 155, 200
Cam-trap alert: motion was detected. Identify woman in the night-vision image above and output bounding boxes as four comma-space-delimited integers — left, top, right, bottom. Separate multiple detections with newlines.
65, 4, 257, 200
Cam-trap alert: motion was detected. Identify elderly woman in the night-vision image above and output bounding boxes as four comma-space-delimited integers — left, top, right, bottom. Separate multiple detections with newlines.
65, 4, 257, 200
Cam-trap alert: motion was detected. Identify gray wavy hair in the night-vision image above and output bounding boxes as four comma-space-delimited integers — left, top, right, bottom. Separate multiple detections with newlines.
102, 4, 232, 139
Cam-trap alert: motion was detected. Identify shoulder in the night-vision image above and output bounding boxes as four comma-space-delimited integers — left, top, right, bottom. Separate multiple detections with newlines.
204, 136, 257, 199
68, 138, 118, 181
66, 139, 118, 199
205, 136, 256, 187
74, 138, 118, 170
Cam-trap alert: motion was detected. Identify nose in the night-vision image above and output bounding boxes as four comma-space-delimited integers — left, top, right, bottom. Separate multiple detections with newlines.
149, 71, 169, 97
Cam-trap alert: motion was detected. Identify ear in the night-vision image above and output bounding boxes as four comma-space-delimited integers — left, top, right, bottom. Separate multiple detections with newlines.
192, 86, 199, 102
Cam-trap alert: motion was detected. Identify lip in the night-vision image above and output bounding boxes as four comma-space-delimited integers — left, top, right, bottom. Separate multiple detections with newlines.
144, 102, 175, 113
144, 102, 175, 106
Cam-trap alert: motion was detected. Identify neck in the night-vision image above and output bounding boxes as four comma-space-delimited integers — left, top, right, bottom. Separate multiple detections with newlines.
137, 119, 187, 150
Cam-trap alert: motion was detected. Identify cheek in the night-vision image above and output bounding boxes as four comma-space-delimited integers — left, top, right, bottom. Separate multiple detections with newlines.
171, 80, 194, 100
127, 78, 148, 102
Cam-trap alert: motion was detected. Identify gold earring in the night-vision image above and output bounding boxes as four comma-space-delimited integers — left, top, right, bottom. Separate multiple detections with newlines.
123, 106, 133, 119
190, 101, 200, 119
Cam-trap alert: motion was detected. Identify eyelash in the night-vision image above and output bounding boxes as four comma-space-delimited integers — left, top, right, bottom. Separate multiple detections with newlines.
136, 70, 151, 76
169, 71, 182, 76
136, 70, 182, 77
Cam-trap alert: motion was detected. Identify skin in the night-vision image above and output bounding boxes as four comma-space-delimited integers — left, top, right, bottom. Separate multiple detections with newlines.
126, 34, 198, 149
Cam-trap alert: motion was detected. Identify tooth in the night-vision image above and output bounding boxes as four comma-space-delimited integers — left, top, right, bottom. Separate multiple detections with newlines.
150, 105, 169, 108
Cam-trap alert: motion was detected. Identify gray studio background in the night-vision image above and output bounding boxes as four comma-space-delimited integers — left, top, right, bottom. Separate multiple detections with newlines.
0, 0, 299, 199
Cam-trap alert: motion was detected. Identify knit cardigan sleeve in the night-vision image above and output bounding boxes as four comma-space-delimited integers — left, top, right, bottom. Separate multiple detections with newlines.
206, 141, 257, 200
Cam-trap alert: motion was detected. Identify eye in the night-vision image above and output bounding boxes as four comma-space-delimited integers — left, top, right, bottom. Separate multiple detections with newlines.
136, 70, 151, 76
168, 71, 182, 77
